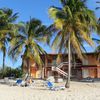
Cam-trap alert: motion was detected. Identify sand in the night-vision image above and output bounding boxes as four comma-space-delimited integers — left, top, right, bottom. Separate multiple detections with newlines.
0, 80, 100, 100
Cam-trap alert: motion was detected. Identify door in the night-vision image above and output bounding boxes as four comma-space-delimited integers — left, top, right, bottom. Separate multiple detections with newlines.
82, 69, 89, 78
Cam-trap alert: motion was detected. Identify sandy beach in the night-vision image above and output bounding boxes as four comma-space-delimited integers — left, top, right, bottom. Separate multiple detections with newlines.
0, 80, 100, 100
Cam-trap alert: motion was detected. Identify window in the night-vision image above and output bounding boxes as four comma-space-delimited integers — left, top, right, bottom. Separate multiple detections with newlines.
82, 59, 88, 65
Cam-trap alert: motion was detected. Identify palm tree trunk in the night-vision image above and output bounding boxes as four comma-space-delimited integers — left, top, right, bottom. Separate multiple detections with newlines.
27, 58, 31, 77
65, 38, 71, 88
3, 51, 6, 71
21, 61, 24, 72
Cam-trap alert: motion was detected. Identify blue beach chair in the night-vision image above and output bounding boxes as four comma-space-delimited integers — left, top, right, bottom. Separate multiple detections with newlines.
15, 79, 25, 86
46, 81, 65, 91
16, 79, 22, 84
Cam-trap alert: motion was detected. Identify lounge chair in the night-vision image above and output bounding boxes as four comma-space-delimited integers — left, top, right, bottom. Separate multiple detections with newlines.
12, 79, 25, 86
46, 81, 65, 91
4, 77, 9, 85
15, 79, 34, 87
4, 77, 16, 86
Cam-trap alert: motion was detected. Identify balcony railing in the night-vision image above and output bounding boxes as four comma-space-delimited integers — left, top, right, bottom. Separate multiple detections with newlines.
46, 62, 82, 68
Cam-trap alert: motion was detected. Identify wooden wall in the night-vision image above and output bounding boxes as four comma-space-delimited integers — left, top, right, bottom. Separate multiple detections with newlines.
86, 55, 100, 66
97, 67, 100, 78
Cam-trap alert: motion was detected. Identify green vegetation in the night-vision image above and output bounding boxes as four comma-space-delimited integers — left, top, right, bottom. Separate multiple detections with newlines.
0, 8, 18, 71
9, 18, 47, 76
0, 67, 23, 79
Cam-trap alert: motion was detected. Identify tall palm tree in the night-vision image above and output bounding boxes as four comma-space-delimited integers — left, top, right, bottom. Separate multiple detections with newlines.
0, 8, 18, 71
9, 18, 47, 76
48, 0, 97, 88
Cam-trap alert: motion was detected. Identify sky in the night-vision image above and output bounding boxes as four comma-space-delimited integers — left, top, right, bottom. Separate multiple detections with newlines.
0, 0, 99, 68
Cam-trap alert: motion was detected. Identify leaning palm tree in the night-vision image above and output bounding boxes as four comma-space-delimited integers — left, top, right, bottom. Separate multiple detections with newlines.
0, 8, 18, 71
48, 0, 97, 88
9, 18, 47, 76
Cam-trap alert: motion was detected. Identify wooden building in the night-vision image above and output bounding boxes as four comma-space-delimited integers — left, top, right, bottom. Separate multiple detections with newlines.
81, 53, 100, 78
22, 53, 100, 79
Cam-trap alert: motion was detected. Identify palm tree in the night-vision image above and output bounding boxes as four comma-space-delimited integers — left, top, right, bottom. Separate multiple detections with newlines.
48, 0, 97, 88
0, 8, 18, 71
93, 2, 100, 60
9, 18, 47, 76
96, 1, 100, 10
96, 1, 100, 32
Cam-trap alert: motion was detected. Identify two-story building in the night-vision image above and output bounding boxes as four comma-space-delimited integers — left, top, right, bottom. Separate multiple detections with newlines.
22, 53, 100, 79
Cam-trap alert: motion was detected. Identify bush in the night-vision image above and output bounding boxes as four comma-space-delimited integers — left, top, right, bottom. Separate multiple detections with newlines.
0, 67, 23, 79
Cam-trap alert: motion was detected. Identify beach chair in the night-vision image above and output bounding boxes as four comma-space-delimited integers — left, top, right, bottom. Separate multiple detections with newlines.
3, 78, 18, 86
4, 77, 15, 86
4, 77, 9, 85
46, 81, 65, 91
15, 79, 34, 87
15, 79, 26, 86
